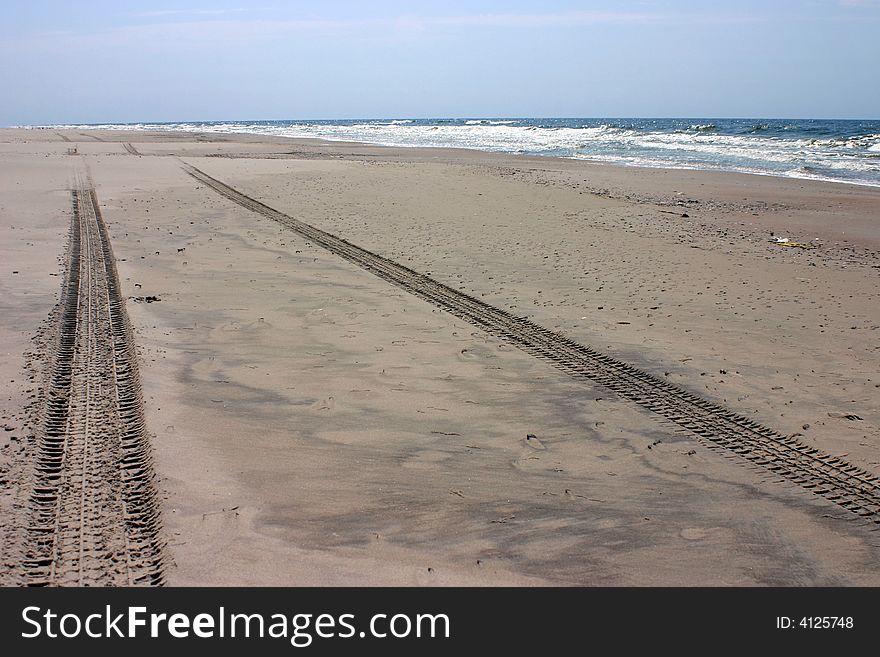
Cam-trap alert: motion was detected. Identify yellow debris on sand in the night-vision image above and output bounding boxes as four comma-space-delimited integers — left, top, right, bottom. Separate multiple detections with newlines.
770, 238, 817, 250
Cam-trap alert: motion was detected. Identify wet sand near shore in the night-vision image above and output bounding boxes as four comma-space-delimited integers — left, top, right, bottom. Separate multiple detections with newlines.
1, 128, 879, 585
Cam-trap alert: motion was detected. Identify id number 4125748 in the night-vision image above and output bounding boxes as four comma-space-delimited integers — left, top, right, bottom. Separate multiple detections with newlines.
776, 616, 854, 629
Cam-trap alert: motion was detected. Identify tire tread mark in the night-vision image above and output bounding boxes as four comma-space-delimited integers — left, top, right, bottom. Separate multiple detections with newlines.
21, 178, 166, 586
182, 162, 880, 524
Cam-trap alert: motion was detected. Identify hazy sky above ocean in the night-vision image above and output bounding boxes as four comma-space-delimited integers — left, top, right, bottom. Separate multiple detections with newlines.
1, 1, 878, 125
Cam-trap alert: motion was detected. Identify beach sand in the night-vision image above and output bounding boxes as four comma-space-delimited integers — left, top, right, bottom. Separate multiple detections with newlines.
1, 127, 879, 585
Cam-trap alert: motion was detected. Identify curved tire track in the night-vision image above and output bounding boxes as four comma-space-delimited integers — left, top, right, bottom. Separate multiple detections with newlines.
22, 178, 165, 586
182, 162, 880, 524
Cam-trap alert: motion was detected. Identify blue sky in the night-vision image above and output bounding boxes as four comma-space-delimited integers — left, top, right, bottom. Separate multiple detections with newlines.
1, 1, 878, 124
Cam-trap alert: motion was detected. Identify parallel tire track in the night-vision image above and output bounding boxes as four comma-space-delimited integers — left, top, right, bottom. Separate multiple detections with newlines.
123, 143, 141, 156
182, 162, 880, 524
22, 178, 165, 586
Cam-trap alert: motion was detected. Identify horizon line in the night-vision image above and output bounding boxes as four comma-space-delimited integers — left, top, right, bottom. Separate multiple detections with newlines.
12, 115, 880, 128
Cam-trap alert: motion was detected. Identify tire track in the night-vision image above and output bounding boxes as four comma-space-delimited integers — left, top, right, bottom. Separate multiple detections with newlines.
123, 143, 141, 156
182, 162, 880, 524
21, 175, 165, 586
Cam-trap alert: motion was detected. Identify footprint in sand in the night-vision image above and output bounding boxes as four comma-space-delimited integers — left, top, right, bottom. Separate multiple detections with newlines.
313, 396, 335, 411
680, 528, 708, 540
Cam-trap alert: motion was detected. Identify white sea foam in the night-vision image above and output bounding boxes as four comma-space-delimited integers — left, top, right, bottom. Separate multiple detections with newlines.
50, 119, 880, 187
464, 119, 518, 125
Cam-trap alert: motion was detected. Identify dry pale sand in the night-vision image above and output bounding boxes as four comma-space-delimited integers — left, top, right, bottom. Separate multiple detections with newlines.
1, 127, 879, 586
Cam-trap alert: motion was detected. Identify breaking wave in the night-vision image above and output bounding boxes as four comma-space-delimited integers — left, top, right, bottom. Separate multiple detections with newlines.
46, 117, 880, 187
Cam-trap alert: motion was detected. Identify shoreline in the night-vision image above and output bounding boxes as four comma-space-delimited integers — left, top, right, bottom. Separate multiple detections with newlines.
1, 127, 879, 585
11, 127, 880, 243
18, 121, 880, 190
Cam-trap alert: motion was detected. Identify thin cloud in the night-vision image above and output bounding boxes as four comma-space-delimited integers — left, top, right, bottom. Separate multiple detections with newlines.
132, 8, 244, 18
124, 8, 756, 32
2, 9, 763, 53
430, 11, 662, 27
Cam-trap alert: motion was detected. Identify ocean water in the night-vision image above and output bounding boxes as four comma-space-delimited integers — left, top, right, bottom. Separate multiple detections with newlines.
54, 117, 880, 187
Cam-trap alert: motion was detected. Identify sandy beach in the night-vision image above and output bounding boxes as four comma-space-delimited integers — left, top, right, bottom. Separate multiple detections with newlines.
1, 127, 879, 586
